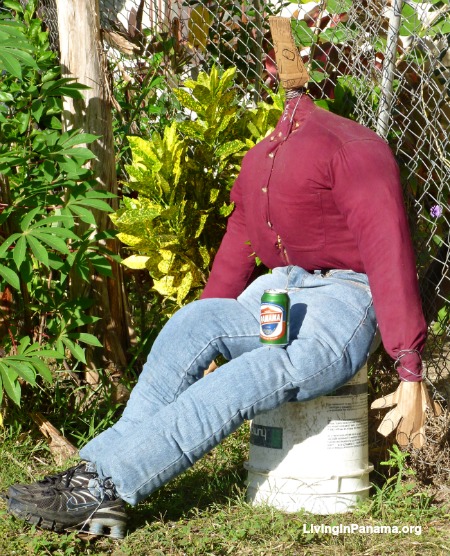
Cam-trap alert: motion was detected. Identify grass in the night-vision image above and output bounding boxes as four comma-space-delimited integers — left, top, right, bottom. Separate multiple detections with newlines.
0, 423, 449, 556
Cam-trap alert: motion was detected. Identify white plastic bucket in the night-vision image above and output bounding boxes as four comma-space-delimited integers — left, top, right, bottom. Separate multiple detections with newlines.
245, 365, 373, 514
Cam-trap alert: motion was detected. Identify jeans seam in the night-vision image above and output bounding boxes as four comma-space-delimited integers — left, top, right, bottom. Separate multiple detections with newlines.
124, 381, 292, 499
295, 298, 374, 387
171, 332, 260, 402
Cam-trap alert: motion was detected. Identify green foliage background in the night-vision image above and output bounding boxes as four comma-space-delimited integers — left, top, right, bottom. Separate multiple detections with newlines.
0, 1, 116, 407
113, 67, 283, 313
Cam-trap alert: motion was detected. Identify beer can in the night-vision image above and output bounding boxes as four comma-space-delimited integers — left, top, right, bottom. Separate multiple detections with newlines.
260, 289, 290, 346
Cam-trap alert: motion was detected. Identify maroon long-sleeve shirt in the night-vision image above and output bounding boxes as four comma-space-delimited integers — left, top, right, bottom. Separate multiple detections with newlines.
202, 95, 427, 381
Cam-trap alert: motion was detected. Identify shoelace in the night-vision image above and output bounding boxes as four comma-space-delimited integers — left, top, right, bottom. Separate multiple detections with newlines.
62, 463, 93, 489
36, 463, 94, 496
35, 470, 72, 487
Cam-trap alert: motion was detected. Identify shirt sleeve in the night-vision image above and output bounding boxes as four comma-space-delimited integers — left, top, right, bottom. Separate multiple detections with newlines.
201, 174, 256, 299
330, 139, 427, 381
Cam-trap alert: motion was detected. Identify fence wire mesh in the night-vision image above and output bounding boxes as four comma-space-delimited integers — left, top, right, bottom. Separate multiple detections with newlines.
33, 2, 450, 403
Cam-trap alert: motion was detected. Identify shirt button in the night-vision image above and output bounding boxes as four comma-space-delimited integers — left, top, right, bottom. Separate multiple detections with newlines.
268, 153, 274, 158
267, 221, 272, 228
270, 135, 275, 141
261, 187, 267, 193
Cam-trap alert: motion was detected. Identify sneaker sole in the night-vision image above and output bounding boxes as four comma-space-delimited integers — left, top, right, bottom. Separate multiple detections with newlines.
7, 496, 127, 539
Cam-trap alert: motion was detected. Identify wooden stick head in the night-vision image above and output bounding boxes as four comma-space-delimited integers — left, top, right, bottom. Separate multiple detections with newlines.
269, 16, 310, 89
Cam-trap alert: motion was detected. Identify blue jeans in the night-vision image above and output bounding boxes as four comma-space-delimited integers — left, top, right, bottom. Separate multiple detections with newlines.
80, 267, 377, 505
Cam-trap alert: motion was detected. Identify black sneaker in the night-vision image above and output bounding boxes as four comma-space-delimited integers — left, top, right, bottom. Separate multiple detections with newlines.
7, 471, 127, 538
7, 461, 97, 499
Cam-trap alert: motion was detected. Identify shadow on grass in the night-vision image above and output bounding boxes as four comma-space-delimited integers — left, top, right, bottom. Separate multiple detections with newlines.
119, 420, 252, 534
128, 455, 249, 531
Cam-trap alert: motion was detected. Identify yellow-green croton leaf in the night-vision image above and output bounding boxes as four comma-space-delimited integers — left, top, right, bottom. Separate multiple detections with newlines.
157, 249, 177, 274
121, 255, 151, 269
173, 88, 203, 114
176, 271, 193, 304
198, 245, 210, 268
152, 275, 177, 298
116, 232, 147, 249
113, 66, 281, 313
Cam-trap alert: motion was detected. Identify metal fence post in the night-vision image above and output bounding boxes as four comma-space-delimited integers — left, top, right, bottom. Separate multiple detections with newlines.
376, 0, 404, 138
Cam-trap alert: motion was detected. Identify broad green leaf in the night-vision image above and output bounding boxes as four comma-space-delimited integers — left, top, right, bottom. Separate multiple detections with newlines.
69, 333, 102, 347
16, 336, 31, 355
216, 66, 236, 95
61, 337, 86, 363
4, 48, 38, 70
69, 204, 97, 225
89, 253, 113, 277
20, 206, 41, 231
29, 358, 53, 383
177, 120, 206, 141
0, 52, 22, 78
3, 1, 23, 11
220, 202, 235, 217
209, 189, 220, 203
217, 113, 236, 136
73, 259, 90, 281
31, 99, 45, 122
0, 263, 20, 290
22, 345, 64, 358
59, 133, 98, 148
0, 91, 14, 102
0, 363, 21, 406
116, 232, 147, 248
75, 198, 113, 211
309, 69, 328, 84
16, 109, 30, 134
326, 0, 353, 12
8, 360, 36, 385
30, 231, 70, 254
30, 215, 74, 229
26, 235, 49, 266
429, 19, 450, 36
13, 235, 27, 269
400, 3, 423, 36
59, 147, 96, 160
291, 20, 315, 48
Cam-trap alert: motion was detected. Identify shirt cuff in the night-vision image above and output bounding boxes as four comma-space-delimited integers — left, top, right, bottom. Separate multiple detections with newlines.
396, 350, 423, 382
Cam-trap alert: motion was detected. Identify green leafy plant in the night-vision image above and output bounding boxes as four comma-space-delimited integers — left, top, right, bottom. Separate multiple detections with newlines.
112, 66, 282, 313
0, 1, 116, 406
367, 445, 434, 520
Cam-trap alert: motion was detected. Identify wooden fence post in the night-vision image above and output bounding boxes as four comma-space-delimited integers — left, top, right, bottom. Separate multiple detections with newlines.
56, 0, 131, 382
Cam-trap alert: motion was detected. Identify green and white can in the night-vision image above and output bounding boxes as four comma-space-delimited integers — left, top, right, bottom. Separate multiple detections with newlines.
260, 289, 290, 346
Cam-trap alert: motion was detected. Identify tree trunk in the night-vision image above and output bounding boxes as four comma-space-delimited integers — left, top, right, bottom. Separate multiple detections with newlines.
56, 0, 131, 381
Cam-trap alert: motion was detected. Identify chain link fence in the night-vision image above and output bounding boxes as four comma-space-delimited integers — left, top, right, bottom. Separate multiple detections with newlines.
11, 0, 450, 469
99, 0, 450, 387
